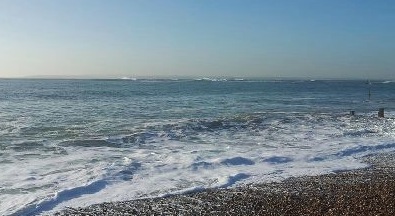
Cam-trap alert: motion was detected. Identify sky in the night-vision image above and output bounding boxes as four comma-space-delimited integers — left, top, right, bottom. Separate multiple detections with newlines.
0, 0, 394, 79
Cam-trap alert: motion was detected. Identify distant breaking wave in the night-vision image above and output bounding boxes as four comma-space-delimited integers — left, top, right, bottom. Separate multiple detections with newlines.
194, 78, 249, 82
194, 78, 228, 82
120, 77, 137, 81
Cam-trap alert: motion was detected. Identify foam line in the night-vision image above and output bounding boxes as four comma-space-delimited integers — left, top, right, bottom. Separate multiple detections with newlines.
311, 143, 395, 162
12, 180, 108, 216
336, 143, 395, 157
218, 173, 251, 188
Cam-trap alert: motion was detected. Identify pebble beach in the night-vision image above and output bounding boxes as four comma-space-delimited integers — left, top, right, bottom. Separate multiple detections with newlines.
53, 152, 395, 216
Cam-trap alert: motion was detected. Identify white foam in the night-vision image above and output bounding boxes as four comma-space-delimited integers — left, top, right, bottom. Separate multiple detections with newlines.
120, 77, 137, 81
4, 114, 395, 215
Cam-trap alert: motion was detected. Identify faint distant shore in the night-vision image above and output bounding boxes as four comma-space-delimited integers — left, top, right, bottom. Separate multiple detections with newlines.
53, 152, 395, 215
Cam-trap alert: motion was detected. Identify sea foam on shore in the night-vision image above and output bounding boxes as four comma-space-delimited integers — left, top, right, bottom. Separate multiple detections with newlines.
53, 152, 395, 216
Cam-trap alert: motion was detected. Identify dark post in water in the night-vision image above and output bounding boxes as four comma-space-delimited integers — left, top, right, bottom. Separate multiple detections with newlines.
378, 108, 385, 118
367, 80, 372, 100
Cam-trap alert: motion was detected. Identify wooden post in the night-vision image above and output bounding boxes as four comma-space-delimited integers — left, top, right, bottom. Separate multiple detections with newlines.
378, 108, 384, 118
367, 80, 372, 100
368, 87, 371, 100
350, 111, 355, 116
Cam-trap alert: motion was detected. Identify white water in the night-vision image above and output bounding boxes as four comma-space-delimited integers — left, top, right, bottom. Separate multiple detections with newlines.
3, 112, 395, 215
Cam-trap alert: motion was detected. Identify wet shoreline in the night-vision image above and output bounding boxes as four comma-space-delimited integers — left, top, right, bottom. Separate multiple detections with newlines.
53, 152, 395, 215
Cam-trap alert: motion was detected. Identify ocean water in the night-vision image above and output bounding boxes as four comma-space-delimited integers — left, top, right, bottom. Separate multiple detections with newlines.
1, 78, 395, 215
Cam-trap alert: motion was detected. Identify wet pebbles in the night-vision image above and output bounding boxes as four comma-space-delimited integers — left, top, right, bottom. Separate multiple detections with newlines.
53, 153, 395, 215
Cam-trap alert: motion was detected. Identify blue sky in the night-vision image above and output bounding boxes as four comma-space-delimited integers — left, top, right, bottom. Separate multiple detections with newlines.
0, 0, 394, 79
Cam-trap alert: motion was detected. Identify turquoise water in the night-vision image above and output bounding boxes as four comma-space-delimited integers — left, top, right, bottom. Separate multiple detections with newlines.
1, 79, 392, 140
1, 79, 395, 215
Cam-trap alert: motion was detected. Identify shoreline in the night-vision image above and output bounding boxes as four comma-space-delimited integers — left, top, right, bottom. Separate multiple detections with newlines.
53, 152, 395, 215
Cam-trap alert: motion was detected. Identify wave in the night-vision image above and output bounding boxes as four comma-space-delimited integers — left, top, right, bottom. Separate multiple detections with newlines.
343, 129, 379, 137
194, 78, 228, 82
263, 156, 293, 164
8, 112, 395, 214
221, 157, 255, 166
12, 180, 108, 216
336, 143, 395, 157
59, 139, 124, 148
8, 141, 67, 155
11, 160, 142, 216
10, 141, 44, 151
50, 112, 395, 150
311, 143, 395, 162
120, 77, 137, 81
217, 173, 251, 188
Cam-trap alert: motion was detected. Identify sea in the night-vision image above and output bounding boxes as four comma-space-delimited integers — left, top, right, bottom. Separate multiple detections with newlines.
1, 78, 395, 215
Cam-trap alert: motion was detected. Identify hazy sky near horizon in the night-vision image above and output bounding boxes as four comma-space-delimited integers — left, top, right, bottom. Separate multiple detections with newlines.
0, 0, 394, 79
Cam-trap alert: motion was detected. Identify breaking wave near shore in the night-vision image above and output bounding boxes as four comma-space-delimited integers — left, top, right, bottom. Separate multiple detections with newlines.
0, 79, 394, 215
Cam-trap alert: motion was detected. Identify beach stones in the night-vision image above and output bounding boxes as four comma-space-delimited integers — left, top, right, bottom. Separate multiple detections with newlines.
54, 153, 395, 216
